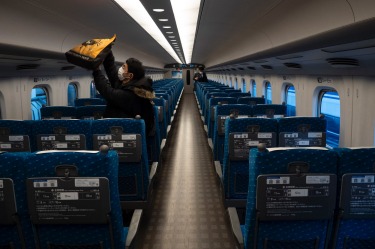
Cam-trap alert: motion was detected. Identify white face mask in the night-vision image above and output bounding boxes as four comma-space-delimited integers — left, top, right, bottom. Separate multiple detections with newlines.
118, 67, 125, 81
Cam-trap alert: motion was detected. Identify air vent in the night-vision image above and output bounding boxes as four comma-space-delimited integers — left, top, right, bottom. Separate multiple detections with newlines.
276, 55, 303, 60
247, 66, 256, 70
61, 66, 75, 71
231, 68, 237, 71
261, 65, 273, 70
326, 58, 359, 68
238, 67, 244, 71
16, 64, 40, 70
254, 60, 268, 63
284, 63, 302, 69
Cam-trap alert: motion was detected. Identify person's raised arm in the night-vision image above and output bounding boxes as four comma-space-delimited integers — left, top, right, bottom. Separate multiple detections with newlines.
102, 51, 121, 88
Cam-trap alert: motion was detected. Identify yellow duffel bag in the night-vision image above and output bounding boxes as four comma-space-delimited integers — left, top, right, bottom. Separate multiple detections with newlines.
65, 34, 116, 70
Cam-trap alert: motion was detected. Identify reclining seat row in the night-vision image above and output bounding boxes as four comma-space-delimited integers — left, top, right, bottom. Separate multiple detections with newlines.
217, 116, 327, 208
228, 146, 375, 248
229, 147, 338, 249
0, 150, 142, 249
0, 119, 155, 210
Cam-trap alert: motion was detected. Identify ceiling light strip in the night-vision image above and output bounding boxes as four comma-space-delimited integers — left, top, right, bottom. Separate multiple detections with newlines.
170, 0, 201, 64
114, 0, 182, 63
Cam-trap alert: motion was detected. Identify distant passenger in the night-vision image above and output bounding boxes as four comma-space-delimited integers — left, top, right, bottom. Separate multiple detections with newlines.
194, 65, 208, 82
93, 51, 155, 136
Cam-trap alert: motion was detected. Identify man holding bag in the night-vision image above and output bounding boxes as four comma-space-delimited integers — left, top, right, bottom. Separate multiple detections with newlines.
92, 51, 155, 136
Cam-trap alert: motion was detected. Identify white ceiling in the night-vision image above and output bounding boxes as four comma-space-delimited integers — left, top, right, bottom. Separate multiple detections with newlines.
1, 0, 375, 76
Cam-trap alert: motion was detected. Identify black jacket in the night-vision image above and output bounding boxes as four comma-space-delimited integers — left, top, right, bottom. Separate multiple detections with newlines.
93, 52, 155, 136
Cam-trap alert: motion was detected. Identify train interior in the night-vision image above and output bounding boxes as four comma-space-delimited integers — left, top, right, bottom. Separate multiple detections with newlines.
1, 0, 375, 248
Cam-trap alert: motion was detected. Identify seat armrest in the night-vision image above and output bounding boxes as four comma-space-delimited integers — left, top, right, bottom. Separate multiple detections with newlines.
214, 161, 222, 181
149, 162, 158, 181
125, 209, 143, 249
227, 207, 244, 249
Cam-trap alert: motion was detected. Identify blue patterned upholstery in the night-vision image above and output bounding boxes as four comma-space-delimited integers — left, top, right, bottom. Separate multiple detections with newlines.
252, 104, 287, 117
25, 150, 126, 249
30, 120, 92, 151
243, 147, 338, 249
0, 152, 35, 249
153, 98, 167, 139
0, 120, 32, 152
228, 92, 251, 98
207, 97, 237, 138
213, 105, 253, 163
237, 97, 265, 105
40, 106, 76, 119
155, 93, 171, 124
203, 92, 228, 121
0, 120, 32, 135
146, 106, 161, 164
278, 117, 327, 147
75, 105, 106, 120
332, 147, 375, 249
74, 98, 106, 107
224, 89, 242, 95
91, 119, 149, 202
222, 118, 278, 202
278, 117, 327, 132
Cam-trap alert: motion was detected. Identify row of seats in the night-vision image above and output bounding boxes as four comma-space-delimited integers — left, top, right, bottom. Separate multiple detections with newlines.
74, 97, 106, 106
41, 105, 106, 120
0, 118, 154, 208
1, 79, 184, 209
0, 150, 142, 249
195, 89, 327, 208
227, 146, 375, 249
219, 116, 327, 208
206, 101, 286, 138
1, 78, 184, 248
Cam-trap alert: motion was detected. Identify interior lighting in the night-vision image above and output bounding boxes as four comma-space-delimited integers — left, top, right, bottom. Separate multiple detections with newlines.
170, 0, 201, 64
159, 19, 169, 21
114, 1, 182, 63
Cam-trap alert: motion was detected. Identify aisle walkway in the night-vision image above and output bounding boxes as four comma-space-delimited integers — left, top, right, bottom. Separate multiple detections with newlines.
137, 92, 236, 249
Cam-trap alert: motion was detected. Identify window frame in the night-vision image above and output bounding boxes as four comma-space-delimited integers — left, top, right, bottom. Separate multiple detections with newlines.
318, 89, 340, 148
285, 84, 296, 116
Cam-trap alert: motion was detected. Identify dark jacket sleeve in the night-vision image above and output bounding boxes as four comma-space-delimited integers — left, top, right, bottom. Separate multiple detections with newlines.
93, 70, 136, 113
103, 51, 121, 88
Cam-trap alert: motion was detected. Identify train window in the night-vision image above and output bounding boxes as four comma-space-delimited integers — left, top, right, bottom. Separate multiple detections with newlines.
90, 81, 97, 98
229, 77, 232, 87
319, 90, 340, 148
235, 77, 238, 89
242, 78, 246, 93
31, 87, 48, 120
251, 80, 256, 97
264, 81, 272, 104
67, 82, 78, 107
285, 85, 296, 116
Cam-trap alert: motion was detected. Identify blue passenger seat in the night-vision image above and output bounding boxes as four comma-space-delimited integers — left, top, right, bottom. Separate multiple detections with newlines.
228, 147, 338, 249
0, 152, 35, 249
278, 116, 327, 147
90, 118, 155, 209
237, 97, 265, 106
30, 120, 91, 152
206, 97, 237, 139
76, 105, 106, 120
332, 147, 375, 249
74, 98, 106, 106
40, 106, 76, 120
25, 150, 142, 249
221, 116, 278, 207
0, 120, 32, 152
252, 104, 287, 118
212, 104, 253, 163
